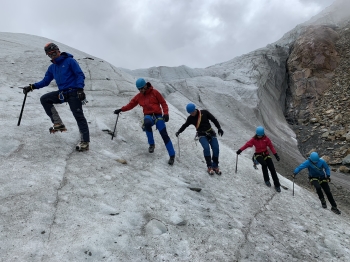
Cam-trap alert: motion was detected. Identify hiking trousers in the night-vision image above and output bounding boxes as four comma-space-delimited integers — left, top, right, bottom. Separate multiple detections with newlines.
144, 114, 175, 157
199, 136, 219, 168
40, 89, 90, 142
310, 179, 337, 207
255, 154, 280, 187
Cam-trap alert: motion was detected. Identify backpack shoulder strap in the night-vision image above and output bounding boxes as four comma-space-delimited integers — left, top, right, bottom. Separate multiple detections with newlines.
310, 161, 325, 176
195, 110, 202, 130
310, 161, 321, 170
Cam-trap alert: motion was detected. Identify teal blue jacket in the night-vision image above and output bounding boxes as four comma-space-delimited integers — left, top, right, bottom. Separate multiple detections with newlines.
294, 158, 330, 178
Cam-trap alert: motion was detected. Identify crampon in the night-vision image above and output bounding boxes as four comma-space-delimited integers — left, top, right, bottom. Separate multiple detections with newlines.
49, 124, 67, 134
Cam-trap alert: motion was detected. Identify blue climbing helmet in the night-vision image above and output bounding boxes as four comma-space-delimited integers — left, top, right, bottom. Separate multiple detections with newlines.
309, 152, 320, 162
186, 103, 196, 114
256, 126, 265, 136
136, 78, 146, 89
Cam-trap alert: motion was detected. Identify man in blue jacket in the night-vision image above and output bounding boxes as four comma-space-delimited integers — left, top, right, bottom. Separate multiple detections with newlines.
23, 43, 90, 151
293, 152, 340, 214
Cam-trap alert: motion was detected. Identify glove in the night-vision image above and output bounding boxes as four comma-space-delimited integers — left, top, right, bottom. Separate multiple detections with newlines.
274, 153, 280, 161
327, 177, 331, 182
114, 109, 122, 114
77, 89, 86, 101
218, 128, 224, 136
236, 149, 242, 155
291, 173, 296, 178
163, 114, 169, 122
175, 132, 180, 137
23, 84, 35, 94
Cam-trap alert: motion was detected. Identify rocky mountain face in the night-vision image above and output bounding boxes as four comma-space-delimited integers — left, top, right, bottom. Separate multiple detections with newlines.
285, 19, 350, 174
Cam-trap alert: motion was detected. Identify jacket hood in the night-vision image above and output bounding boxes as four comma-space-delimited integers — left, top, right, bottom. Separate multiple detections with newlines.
254, 134, 266, 139
143, 85, 154, 94
60, 52, 73, 58
51, 52, 74, 64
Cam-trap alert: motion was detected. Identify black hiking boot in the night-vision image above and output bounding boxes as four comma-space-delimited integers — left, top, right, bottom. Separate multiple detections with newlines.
212, 167, 222, 175
321, 198, 327, 208
265, 181, 271, 187
331, 206, 341, 215
168, 156, 175, 165
76, 141, 89, 151
148, 144, 155, 153
207, 167, 215, 175
275, 186, 281, 193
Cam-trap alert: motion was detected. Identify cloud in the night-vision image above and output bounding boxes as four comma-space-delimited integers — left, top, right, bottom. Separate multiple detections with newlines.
0, 0, 335, 69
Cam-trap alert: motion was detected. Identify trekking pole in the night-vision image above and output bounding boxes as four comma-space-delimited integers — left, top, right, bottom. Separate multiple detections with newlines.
17, 92, 28, 126
177, 136, 180, 158
111, 113, 119, 140
235, 154, 238, 174
293, 177, 295, 196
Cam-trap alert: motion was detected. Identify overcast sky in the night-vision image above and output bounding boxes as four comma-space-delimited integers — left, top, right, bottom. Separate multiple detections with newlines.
1, 0, 335, 69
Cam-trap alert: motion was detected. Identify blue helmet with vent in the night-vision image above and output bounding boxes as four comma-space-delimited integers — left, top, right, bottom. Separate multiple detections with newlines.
136, 78, 146, 89
186, 103, 196, 114
256, 126, 265, 136
309, 152, 320, 162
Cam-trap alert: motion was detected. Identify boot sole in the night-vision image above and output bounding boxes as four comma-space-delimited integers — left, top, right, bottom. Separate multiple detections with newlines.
76, 148, 89, 152
49, 127, 67, 134
76, 146, 89, 151
331, 209, 341, 215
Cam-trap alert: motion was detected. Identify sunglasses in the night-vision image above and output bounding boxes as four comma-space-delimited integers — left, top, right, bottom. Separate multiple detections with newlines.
139, 85, 147, 91
47, 51, 57, 58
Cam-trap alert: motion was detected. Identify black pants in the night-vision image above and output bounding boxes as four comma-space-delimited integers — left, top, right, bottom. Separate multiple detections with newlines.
40, 90, 90, 142
310, 179, 337, 207
255, 155, 280, 187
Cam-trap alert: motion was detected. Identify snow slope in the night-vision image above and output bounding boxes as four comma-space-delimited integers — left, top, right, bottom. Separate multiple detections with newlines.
1, 32, 350, 262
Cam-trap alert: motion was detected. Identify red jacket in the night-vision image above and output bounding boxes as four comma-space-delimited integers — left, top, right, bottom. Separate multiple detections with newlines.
240, 135, 277, 155
121, 86, 169, 115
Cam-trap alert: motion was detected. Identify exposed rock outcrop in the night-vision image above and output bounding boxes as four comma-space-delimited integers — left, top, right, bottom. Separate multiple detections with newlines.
286, 20, 350, 173
286, 25, 340, 118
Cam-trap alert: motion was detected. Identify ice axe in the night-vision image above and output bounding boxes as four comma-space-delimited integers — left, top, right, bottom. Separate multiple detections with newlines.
111, 113, 119, 140
17, 87, 28, 126
177, 136, 181, 158
235, 154, 238, 174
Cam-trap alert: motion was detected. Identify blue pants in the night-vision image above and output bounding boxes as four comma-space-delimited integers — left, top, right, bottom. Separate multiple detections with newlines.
199, 136, 219, 167
144, 114, 175, 157
40, 90, 90, 142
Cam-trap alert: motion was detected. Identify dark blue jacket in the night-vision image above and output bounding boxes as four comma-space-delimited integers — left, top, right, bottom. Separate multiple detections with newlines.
34, 52, 85, 91
294, 158, 330, 178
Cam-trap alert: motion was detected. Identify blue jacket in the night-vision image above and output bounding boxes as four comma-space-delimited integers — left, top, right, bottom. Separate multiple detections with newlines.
293, 158, 330, 178
34, 52, 85, 91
